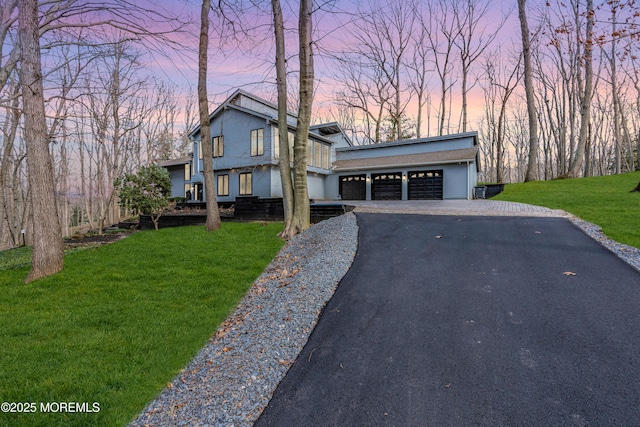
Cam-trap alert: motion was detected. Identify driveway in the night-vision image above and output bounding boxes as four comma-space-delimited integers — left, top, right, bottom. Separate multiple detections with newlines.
256, 213, 640, 426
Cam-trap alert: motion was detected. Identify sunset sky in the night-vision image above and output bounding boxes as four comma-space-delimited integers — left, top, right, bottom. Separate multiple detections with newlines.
135, 0, 523, 131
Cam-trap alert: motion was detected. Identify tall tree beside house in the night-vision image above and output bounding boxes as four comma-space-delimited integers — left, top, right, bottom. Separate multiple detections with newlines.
286, 0, 314, 238
272, 0, 314, 239
18, 0, 64, 282
271, 0, 295, 238
518, 0, 539, 182
198, 0, 221, 232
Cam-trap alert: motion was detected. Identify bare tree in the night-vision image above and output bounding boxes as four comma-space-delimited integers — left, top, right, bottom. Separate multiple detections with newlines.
333, 56, 392, 143
0, 81, 25, 249
285, 0, 314, 238
565, 0, 595, 178
198, 0, 221, 232
480, 50, 522, 183
271, 0, 294, 238
518, 0, 539, 182
406, 7, 432, 139
424, 0, 461, 136
18, 0, 64, 282
454, 0, 504, 133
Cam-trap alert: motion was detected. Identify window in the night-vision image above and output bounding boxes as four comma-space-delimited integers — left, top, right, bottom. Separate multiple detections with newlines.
288, 132, 294, 158
251, 128, 264, 156
184, 163, 191, 181
314, 141, 322, 168
239, 172, 252, 195
322, 143, 330, 169
184, 184, 192, 199
273, 127, 279, 159
198, 142, 203, 160
217, 174, 229, 196
213, 136, 224, 158
307, 140, 314, 166
273, 129, 297, 161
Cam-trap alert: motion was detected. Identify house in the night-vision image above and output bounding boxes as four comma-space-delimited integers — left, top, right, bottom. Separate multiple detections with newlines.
160, 89, 479, 203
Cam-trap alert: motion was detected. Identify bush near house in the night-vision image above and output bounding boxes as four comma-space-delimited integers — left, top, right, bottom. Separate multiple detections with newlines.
494, 171, 640, 249
115, 165, 172, 230
0, 223, 284, 427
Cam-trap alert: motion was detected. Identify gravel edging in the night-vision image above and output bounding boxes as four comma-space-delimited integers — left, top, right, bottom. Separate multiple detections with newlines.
567, 215, 640, 273
129, 212, 358, 427
128, 210, 640, 427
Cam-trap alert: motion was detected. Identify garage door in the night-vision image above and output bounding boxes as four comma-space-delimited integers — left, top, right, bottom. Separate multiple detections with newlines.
408, 170, 443, 200
339, 175, 366, 200
372, 173, 402, 200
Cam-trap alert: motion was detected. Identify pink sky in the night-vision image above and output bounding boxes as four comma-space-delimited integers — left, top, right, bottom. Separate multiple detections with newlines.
142, 0, 524, 134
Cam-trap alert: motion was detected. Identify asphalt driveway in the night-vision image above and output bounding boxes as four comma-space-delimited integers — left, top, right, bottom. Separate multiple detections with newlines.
256, 213, 640, 426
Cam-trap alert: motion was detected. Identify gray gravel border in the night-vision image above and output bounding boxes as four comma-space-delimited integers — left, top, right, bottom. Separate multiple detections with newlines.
567, 215, 640, 273
129, 212, 358, 427
129, 208, 639, 427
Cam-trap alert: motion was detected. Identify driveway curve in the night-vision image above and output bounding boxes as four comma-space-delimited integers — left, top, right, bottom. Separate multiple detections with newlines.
256, 213, 640, 426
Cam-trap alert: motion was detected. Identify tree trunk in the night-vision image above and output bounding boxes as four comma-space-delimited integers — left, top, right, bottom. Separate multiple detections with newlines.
519, 0, 539, 182
565, 0, 594, 178
198, 0, 221, 232
18, 0, 64, 282
272, 0, 294, 239
287, 0, 314, 238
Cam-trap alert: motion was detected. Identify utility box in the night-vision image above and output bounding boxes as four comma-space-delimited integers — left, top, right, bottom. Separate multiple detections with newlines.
473, 186, 487, 199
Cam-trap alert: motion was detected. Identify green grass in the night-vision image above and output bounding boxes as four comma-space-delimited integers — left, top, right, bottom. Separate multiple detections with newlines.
494, 171, 640, 248
0, 246, 32, 270
0, 223, 284, 427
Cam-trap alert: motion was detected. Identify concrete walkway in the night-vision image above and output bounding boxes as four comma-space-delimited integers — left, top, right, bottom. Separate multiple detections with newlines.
344, 199, 568, 217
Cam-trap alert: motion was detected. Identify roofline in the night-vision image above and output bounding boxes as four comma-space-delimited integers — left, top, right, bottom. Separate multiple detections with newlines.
337, 131, 478, 152
264, 118, 339, 145
189, 89, 298, 138
310, 121, 354, 146
332, 158, 477, 172
158, 156, 191, 167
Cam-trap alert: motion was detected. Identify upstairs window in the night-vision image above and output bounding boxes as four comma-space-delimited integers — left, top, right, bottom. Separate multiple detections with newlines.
251, 128, 264, 156
322, 143, 330, 169
184, 163, 191, 180
273, 128, 294, 160
307, 140, 314, 166
314, 141, 322, 168
213, 136, 224, 158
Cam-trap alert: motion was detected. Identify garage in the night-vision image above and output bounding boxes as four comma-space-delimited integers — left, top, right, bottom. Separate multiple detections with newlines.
372, 173, 402, 200
408, 170, 443, 200
339, 175, 367, 200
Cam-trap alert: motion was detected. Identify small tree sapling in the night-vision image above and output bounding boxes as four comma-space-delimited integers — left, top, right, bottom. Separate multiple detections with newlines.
115, 165, 172, 230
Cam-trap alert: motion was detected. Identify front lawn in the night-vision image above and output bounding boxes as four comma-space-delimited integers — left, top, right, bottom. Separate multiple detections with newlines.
493, 171, 640, 249
0, 223, 284, 427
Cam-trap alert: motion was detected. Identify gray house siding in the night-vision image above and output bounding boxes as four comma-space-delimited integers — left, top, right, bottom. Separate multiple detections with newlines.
161, 90, 479, 206
193, 108, 274, 173
330, 164, 472, 201
167, 165, 187, 198
331, 133, 479, 200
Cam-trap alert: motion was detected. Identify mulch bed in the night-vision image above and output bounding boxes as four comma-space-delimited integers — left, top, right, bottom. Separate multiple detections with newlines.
64, 232, 132, 249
